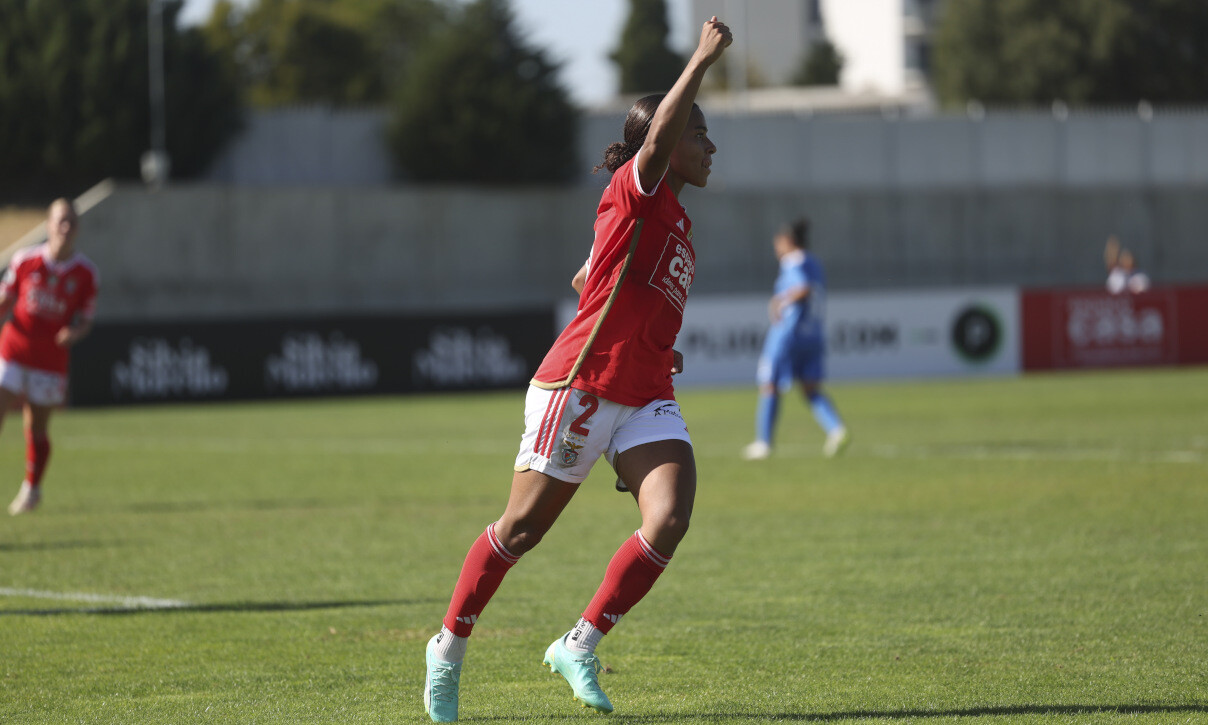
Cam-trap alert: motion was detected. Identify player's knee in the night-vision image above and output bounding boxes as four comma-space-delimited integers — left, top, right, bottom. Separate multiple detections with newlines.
649, 507, 692, 547
497, 519, 550, 555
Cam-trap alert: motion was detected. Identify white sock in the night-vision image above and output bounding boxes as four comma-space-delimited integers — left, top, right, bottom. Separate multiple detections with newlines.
431, 626, 468, 663
564, 618, 604, 654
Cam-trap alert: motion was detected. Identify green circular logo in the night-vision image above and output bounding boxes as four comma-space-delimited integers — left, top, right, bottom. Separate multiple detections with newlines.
951, 304, 1002, 364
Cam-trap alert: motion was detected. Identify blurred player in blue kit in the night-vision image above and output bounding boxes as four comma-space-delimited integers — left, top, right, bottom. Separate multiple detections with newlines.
743, 217, 848, 460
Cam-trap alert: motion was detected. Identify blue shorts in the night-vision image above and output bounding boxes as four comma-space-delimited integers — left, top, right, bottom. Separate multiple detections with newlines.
756, 335, 825, 389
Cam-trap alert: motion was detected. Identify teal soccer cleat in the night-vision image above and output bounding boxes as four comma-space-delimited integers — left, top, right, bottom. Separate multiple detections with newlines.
542, 634, 614, 714
424, 634, 462, 722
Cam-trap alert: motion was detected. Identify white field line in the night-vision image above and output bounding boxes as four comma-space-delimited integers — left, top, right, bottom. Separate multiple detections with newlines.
0, 587, 192, 610
53, 434, 1208, 464
703, 443, 1206, 464
863, 443, 1206, 464
58, 434, 511, 456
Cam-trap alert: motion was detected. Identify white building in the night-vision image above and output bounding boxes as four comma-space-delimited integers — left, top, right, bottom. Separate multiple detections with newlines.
690, 0, 941, 96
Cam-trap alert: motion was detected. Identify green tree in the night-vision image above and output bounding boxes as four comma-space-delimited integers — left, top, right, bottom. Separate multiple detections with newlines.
0, 0, 240, 198
791, 38, 843, 86
611, 0, 683, 94
933, 0, 1208, 106
203, 0, 444, 107
387, 0, 578, 184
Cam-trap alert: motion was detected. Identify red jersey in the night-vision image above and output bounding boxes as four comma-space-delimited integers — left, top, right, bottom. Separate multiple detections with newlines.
0, 244, 100, 374
533, 154, 695, 407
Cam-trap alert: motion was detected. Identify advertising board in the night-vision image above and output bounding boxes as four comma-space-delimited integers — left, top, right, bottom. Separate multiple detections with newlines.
68, 310, 554, 406
1021, 286, 1208, 371
557, 287, 1021, 386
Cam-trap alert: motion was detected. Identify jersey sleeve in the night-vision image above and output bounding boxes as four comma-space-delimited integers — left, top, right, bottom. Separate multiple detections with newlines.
0, 250, 29, 303
608, 153, 664, 219
79, 267, 99, 320
783, 261, 810, 291
0, 264, 16, 302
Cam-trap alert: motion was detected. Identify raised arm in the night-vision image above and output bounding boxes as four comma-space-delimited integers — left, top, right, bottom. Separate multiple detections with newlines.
635, 16, 731, 192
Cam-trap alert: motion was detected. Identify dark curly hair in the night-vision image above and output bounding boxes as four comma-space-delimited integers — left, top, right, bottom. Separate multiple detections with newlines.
594, 94, 702, 175
780, 217, 810, 249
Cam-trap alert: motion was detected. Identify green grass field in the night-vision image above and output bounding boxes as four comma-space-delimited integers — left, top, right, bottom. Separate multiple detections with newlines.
2, 368, 1206, 724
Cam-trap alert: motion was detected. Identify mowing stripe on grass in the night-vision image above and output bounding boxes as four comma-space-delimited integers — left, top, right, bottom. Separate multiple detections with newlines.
864, 443, 1207, 464
716, 442, 1207, 464
0, 587, 192, 610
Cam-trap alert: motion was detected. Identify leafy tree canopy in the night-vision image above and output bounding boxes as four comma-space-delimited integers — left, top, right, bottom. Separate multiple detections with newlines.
611, 0, 683, 94
933, 0, 1208, 106
387, 0, 578, 184
791, 39, 843, 87
203, 0, 445, 107
0, 0, 240, 198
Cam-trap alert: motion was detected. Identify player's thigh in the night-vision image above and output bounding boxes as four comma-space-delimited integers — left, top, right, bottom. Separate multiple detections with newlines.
609, 401, 696, 550
757, 345, 796, 392
614, 439, 697, 554
495, 468, 580, 554
514, 386, 621, 484
23, 402, 53, 436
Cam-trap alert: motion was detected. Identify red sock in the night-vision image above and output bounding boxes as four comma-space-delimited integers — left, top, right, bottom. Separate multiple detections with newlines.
582, 530, 672, 634
442, 523, 520, 637
25, 431, 50, 487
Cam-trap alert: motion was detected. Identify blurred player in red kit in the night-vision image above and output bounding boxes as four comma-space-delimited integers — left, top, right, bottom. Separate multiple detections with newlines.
422, 16, 732, 722
2, 198, 99, 515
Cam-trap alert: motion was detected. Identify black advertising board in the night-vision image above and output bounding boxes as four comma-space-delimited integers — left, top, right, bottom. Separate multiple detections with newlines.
67, 310, 555, 406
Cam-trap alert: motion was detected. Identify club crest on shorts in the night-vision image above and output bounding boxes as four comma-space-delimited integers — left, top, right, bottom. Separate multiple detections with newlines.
559, 435, 585, 467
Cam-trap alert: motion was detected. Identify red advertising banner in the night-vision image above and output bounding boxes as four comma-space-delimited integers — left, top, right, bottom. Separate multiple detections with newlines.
1022, 286, 1208, 371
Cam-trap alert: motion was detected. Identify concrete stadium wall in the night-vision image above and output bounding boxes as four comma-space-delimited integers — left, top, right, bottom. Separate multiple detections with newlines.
77, 182, 1208, 322
204, 106, 1208, 191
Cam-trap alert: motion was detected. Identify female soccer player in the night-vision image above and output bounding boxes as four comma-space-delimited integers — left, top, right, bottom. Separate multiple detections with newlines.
423, 16, 731, 722
2, 198, 99, 515
742, 217, 848, 461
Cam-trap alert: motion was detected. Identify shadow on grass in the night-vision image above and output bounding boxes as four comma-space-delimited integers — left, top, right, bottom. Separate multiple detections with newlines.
592, 704, 1208, 722
0, 597, 437, 616
123, 497, 366, 514
0, 540, 122, 552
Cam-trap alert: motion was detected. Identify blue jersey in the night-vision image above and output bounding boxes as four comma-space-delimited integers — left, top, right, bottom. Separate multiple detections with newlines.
757, 250, 827, 386
770, 250, 825, 344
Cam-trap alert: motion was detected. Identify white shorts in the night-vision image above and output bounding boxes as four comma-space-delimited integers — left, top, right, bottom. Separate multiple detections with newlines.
0, 358, 67, 407
514, 385, 692, 485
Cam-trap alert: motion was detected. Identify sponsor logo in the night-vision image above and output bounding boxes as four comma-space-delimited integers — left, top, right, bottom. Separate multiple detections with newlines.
649, 235, 694, 312
950, 304, 1002, 363
1060, 293, 1170, 366
264, 332, 379, 392
111, 338, 229, 400
830, 321, 899, 353
652, 402, 683, 420
680, 326, 764, 360
1066, 296, 1163, 348
413, 327, 527, 387
24, 288, 67, 318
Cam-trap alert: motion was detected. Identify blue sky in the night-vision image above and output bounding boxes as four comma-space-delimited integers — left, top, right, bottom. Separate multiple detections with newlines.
178, 0, 694, 107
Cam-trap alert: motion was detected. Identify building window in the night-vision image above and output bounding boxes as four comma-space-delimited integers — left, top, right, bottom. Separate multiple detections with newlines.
905, 39, 933, 73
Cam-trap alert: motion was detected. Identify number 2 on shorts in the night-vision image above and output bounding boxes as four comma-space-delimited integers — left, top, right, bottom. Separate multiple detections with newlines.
570, 394, 599, 435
